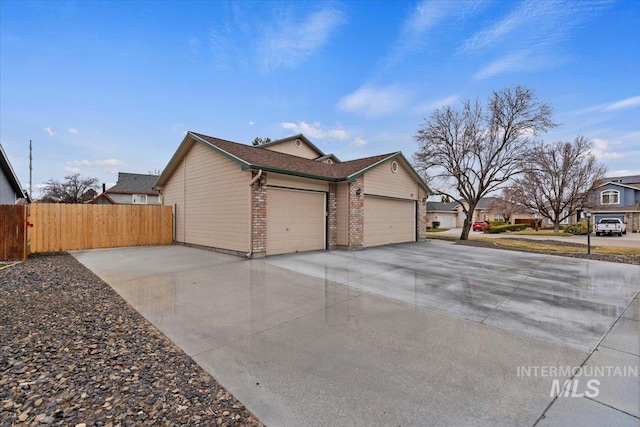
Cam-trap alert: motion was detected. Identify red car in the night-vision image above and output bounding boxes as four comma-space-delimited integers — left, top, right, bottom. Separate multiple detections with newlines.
472, 221, 489, 231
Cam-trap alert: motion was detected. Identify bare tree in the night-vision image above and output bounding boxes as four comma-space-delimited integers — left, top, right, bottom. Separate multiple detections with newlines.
486, 188, 522, 223
508, 136, 606, 233
39, 173, 99, 203
414, 86, 557, 240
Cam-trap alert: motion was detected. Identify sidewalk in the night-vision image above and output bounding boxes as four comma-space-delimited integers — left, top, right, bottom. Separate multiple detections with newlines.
436, 228, 640, 249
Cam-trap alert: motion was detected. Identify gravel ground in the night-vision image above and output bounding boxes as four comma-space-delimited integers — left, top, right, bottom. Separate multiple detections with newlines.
449, 237, 640, 266
0, 253, 263, 427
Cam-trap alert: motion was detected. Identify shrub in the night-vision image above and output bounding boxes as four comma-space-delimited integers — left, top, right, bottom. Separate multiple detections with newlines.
565, 221, 588, 235
486, 224, 529, 233
491, 221, 507, 226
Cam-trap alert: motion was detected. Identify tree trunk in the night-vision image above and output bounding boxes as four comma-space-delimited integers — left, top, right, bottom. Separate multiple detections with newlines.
460, 217, 472, 240
553, 220, 560, 234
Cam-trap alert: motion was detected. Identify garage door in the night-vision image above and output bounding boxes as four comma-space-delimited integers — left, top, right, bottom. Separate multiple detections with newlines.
434, 213, 457, 228
594, 213, 625, 224
364, 196, 415, 247
266, 188, 326, 255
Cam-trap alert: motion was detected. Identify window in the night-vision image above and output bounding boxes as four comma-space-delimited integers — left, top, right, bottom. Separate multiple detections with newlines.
132, 194, 147, 204
600, 190, 619, 205
390, 160, 398, 173
493, 214, 504, 222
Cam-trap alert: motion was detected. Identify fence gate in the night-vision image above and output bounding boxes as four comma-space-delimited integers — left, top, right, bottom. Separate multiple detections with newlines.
0, 205, 28, 261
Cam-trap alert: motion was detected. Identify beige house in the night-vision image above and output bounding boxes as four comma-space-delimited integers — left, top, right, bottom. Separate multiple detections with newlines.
156, 132, 430, 257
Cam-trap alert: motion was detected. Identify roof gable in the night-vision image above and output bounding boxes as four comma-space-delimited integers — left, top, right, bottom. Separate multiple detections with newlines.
258, 134, 326, 159
0, 143, 27, 199
595, 181, 640, 192
156, 131, 430, 193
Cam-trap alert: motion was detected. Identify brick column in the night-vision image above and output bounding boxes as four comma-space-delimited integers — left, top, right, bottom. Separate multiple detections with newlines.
251, 171, 267, 257
417, 187, 428, 241
347, 176, 364, 250
327, 183, 337, 250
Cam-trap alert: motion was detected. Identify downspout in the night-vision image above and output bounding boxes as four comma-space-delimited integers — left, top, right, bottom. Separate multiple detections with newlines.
247, 169, 263, 257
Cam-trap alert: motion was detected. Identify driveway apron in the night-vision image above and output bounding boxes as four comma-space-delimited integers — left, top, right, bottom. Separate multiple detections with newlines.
72, 242, 640, 426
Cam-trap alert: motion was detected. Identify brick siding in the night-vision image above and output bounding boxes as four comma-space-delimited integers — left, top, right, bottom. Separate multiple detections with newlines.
251, 171, 267, 257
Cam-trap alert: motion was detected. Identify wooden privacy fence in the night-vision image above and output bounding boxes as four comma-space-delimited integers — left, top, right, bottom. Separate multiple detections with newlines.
1, 205, 28, 261
29, 204, 173, 253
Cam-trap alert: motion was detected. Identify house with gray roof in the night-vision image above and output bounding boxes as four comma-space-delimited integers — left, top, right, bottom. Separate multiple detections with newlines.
0, 143, 28, 205
90, 172, 161, 205
590, 175, 640, 233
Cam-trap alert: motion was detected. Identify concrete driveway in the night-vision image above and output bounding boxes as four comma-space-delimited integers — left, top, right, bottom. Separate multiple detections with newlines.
72, 242, 640, 426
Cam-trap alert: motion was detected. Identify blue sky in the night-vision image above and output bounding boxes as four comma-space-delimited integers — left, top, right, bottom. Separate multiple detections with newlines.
1, 0, 639, 195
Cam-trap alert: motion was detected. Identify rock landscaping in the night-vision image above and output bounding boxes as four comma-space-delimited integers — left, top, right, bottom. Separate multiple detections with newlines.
0, 253, 262, 426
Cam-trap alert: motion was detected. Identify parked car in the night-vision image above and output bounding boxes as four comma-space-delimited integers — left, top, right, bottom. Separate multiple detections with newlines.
473, 221, 489, 231
595, 218, 626, 236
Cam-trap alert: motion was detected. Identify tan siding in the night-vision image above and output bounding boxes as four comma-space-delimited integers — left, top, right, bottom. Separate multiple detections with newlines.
266, 188, 325, 255
336, 183, 348, 246
364, 159, 420, 200
364, 197, 415, 247
267, 174, 329, 192
263, 140, 320, 159
161, 141, 250, 252
161, 157, 185, 241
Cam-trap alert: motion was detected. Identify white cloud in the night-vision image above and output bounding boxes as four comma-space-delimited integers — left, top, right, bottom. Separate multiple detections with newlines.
44, 127, 54, 137
350, 137, 367, 147
338, 85, 412, 117
603, 96, 640, 111
607, 169, 640, 177
64, 167, 81, 173
414, 95, 459, 114
281, 121, 348, 140
66, 160, 91, 167
464, 1, 609, 79
386, 0, 483, 67
170, 123, 183, 131
68, 128, 78, 134
94, 159, 125, 174
474, 51, 531, 80
259, 7, 344, 72
589, 138, 624, 160
249, 121, 255, 126
576, 96, 640, 114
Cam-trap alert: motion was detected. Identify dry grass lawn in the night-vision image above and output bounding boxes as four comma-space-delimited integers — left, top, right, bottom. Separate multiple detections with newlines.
480, 238, 640, 256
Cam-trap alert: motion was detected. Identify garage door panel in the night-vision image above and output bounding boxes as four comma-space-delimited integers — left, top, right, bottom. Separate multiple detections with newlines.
267, 189, 325, 255
364, 197, 415, 247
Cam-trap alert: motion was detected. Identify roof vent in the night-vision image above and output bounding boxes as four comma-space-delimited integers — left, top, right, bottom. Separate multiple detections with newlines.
391, 160, 398, 173
294, 139, 302, 148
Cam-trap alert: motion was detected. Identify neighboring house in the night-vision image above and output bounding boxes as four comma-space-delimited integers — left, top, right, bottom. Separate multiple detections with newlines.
156, 132, 430, 257
0, 143, 28, 205
91, 172, 161, 205
426, 202, 459, 228
452, 196, 534, 227
591, 175, 640, 233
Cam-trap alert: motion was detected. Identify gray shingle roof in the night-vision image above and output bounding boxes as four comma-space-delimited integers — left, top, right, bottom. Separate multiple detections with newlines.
108, 173, 160, 195
426, 202, 459, 212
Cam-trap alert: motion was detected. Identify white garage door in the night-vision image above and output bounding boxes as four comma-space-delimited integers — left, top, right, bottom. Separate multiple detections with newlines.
266, 188, 326, 255
434, 213, 457, 228
364, 196, 415, 247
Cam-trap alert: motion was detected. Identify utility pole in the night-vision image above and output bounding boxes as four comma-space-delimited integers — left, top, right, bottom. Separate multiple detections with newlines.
29, 140, 33, 200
